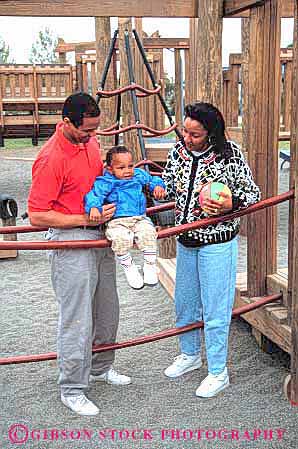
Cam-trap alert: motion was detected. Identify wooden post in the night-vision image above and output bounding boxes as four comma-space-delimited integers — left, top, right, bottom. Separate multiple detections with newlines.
283, 60, 293, 131
95, 17, 115, 150
118, 17, 141, 161
241, 17, 250, 154
0, 217, 18, 259
134, 18, 146, 125
75, 54, 83, 91
188, 18, 198, 102
174, 48, 183, 129
288, 0, 298, 405
229, 58, 240, 127
184, 46, 191, 106
247, 0, 281, 297
194, 0, 223, 110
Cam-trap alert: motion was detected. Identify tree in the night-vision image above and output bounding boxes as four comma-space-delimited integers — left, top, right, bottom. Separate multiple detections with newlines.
0, 36, 14, 63
29, 27, 59, 64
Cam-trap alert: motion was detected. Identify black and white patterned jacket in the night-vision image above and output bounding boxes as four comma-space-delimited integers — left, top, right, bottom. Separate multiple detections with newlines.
163, 139, 261, 247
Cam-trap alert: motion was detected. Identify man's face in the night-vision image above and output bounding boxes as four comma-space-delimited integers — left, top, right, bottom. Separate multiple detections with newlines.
63, 115, 100, 144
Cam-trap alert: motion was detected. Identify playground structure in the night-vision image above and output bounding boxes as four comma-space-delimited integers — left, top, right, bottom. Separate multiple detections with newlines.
0, 39, 294, 152
0, 64, 73, 146
1, 0, 298, 404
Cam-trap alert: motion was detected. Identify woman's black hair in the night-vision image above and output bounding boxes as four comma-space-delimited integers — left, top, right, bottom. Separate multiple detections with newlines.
106, 145, 132, 166
62, 92, 100, 128
184, 102, 232, 159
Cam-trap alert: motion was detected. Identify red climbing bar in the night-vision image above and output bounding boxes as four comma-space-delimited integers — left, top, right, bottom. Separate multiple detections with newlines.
0, 293, 282, 365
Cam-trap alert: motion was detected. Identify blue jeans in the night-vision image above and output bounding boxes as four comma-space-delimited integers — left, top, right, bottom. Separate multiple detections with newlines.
174, 237, 238, 374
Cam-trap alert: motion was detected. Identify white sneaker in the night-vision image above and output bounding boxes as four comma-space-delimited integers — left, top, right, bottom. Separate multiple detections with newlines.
123, 263, 144, 289
90, 367, 132, 385
61, 393, 99, 416
164, 353, 202, 378
195, 367, 229, 398
143, 262, 159, 285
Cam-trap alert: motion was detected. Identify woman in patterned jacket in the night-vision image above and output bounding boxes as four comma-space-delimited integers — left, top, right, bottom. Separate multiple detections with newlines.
163, 102, 260, 398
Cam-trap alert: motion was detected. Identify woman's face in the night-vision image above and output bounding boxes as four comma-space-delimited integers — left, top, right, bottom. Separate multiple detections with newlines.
182, 117, 209, 152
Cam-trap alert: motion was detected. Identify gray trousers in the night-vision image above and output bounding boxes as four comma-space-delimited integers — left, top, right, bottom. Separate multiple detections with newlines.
48, 227, 119, 396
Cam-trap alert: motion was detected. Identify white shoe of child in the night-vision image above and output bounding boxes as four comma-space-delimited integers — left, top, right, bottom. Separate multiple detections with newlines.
123, 263, 144, 289
143, 262, 159, 286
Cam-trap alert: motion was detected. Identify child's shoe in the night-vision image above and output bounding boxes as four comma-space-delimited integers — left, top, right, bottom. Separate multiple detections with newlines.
143, 262, 159, 286
123, 263, 144, 289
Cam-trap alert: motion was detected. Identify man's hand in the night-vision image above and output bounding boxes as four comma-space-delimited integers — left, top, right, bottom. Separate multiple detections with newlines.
86, 203, 116, 225
89, 207, 102, 222
100, 203, 116, 222
153, 186, 166, 200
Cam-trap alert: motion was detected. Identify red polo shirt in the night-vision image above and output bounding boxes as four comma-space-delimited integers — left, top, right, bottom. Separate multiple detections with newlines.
28, 122, 103, 214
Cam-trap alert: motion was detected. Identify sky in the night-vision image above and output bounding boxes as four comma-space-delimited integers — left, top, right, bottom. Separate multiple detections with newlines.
0, 17, 294, 74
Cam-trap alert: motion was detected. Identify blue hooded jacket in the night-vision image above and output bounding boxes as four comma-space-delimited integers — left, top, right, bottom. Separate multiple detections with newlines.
84, 168, 165, 218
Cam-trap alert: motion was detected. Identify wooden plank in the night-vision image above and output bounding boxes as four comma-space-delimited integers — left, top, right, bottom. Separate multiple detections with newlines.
246, 1, 281, 296
0, 248, 17, 259
224, 0, 266, 16
224, 0, 294, 17
56, 37, 191, 55
234, 294, 291, 353
157, 257, 176, 299
267, 270, 289, 307
0, 0, 197, 17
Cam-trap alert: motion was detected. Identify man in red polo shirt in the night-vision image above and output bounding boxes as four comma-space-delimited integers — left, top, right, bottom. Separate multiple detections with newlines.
28, 92, 131, 416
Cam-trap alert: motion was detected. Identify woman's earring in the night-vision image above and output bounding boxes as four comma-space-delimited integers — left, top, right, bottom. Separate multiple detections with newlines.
208, 135, 216, 146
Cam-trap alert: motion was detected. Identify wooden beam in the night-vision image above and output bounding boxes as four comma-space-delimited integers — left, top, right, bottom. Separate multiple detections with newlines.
56, 38, 190, 55
0, 0, 197, 17
224, 0, 293, 17
224, 0, 266, 17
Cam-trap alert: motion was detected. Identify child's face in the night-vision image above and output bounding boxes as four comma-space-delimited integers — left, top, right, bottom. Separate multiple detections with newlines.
108, 152, 134, 180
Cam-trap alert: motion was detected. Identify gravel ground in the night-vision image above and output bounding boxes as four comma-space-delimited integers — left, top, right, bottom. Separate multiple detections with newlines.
0, 148, 296, 449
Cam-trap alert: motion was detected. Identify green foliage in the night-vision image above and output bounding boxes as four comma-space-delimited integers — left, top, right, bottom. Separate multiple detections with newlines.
0, 35, 14, 63
29, 27, 58, 64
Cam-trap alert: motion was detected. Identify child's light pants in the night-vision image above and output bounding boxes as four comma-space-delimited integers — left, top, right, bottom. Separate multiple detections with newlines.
106, 216, 157, 255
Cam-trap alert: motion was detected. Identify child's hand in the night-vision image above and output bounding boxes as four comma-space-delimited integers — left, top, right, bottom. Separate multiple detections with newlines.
153, 186, 166, 200
89, 207, 102, 222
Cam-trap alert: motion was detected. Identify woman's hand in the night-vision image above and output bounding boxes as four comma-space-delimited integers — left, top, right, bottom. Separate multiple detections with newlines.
153, 186, 166, 200
202, 191, 233, 216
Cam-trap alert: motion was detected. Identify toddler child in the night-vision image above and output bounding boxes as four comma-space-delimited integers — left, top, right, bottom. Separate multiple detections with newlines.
85, 145, 165, 289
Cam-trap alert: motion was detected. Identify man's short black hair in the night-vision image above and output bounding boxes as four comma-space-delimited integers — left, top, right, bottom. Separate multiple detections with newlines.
106, 145, 132, 166
62, 92, 100, 128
